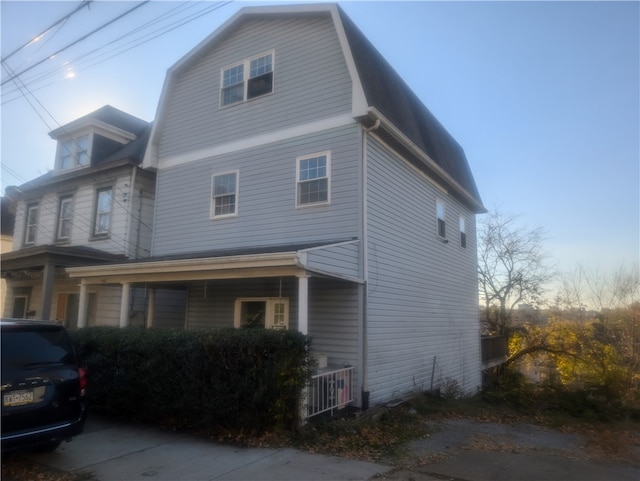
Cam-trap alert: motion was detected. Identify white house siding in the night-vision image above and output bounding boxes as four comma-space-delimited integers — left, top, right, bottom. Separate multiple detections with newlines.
365, 136, 481, 405
11, 170, 149, 257
157, 14, 352, 159
152, 125, 361, 256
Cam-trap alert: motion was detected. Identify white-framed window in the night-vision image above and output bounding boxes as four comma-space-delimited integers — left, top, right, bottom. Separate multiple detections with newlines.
234, 298, 290, 330
94, 187, 113, 236
459, 216, 467, 248
211, 171, 239, 219
436, 200, 446, 238
24, 203, 38, 245
56, 196, 73, 241
297, 152, 330, 207
59, 135, 90, 170
220, 51, 274, 107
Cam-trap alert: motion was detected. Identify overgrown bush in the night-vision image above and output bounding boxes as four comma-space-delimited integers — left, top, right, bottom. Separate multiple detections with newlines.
71, 327, 311, 434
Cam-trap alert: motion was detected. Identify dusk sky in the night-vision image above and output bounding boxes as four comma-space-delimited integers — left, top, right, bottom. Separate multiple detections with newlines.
1, 1, 638, 298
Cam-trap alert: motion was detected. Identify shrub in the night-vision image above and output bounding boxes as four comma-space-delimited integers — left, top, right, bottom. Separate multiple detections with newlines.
71, 327, 311, 433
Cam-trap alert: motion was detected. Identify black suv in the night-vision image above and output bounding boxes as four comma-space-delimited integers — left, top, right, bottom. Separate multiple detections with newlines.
1, 320, 87, 453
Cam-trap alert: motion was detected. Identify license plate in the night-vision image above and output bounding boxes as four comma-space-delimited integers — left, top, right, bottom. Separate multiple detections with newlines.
3, 390, 34, 407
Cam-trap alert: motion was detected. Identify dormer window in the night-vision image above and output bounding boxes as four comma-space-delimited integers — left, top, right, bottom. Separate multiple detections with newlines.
60, 135, 90, 170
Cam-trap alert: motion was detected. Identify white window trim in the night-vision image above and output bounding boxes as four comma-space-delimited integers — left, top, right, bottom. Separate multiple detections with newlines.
56, 133, 92, 171
93, 187, 113, 237
296, 151, 331, 208
233, 297, 290, 330
24, 203, 38, 245
219, 50, 275, 108
436, 199, 446, 239
210, 170, 239, 220
56, 196, 73, 241
459, 215, 467, 249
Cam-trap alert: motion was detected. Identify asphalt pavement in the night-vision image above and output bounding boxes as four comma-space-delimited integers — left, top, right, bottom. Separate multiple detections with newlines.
24, 415, 397, 481
23, 415, 639, 481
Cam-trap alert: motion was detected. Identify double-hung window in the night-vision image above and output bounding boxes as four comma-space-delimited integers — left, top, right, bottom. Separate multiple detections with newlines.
211, 171, 238, 218
24, 203, 38, 245
221, 51, 273, 106
297, 152, 330, 207
59, 135, 89, 170
94, 187, 113, 236
459, 216, 467, 248
436, 200, 446, 239
57, 196, 73, 241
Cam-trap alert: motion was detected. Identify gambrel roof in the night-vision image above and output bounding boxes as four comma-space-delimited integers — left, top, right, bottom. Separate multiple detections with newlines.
145, 3, 484, 212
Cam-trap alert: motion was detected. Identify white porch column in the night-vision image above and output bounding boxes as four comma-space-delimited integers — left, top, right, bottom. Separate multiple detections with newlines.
77, 283, 89, 328
297, 273, 309, 335
146, 288, 155, 328
119, 282, 131, 328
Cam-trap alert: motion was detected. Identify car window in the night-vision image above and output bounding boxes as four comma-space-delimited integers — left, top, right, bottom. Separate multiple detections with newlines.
1, 330, 74, 368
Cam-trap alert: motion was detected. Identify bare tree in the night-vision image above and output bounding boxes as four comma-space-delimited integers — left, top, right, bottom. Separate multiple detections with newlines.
478, 209, 553, 335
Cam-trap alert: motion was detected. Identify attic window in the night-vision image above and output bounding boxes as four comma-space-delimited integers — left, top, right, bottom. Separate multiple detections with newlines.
221, 52, 273, 107
59, 135, 90, 170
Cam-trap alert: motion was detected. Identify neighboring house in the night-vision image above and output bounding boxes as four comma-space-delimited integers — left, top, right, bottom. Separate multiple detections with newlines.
66, 3, 485, 410
1, 195, 17, 316
1, 105, 155, 328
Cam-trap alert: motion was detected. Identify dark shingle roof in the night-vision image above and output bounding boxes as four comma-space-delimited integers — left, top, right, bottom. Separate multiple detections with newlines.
49, 105, 149, 138
337, 5, 483, 209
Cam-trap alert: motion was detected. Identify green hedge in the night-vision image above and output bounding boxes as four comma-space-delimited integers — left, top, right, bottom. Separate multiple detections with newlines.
71, 327, 312, 433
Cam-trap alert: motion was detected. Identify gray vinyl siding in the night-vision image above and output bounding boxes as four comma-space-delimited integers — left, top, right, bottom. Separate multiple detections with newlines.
365, 136, 481, 405
183, 276, 359, 375
152, 124, 361, 256
158, 14, 352, 159
185, 278, 298, 330
308, 277, 359, 368
303, 241, 361, 281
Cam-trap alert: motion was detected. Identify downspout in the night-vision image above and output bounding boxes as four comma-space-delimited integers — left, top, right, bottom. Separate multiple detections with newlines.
360, 118, 380, 410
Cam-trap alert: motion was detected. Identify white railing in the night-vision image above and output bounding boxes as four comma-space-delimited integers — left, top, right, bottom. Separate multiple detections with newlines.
306, 366, 355, 418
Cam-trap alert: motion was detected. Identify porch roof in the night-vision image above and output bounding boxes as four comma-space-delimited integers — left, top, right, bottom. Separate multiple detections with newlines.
66, 240, 362, 285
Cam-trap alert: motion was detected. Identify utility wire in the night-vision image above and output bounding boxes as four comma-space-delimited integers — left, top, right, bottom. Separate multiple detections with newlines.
1, 1, 231, 104
1, 1, 150, 87
1, 0, 93, 63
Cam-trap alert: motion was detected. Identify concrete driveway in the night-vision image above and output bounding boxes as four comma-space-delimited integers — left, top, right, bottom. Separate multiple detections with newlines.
25, 415, 395, 481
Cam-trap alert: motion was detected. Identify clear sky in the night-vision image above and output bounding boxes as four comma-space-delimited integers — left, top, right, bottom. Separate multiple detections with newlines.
1, 0, 638, 294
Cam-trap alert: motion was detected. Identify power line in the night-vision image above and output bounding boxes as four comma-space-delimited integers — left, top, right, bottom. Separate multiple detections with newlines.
1, 1, 231, 104
1, 1, 93, 63
1, 1, 150, 87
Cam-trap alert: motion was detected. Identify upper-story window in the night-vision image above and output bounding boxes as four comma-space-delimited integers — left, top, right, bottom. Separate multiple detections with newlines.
221, 51, 274, 107
211, 171, 238, 218
93, 187, 112, 236
56, 196, 73, 241
24, 203, 39, 245
436, 200, 446, 238
297, 152, 330, 207
459, 216, 467, 248
59, 135, 90, 170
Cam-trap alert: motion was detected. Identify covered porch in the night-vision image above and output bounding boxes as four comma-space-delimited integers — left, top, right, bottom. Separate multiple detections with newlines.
66, 241, 364, 415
